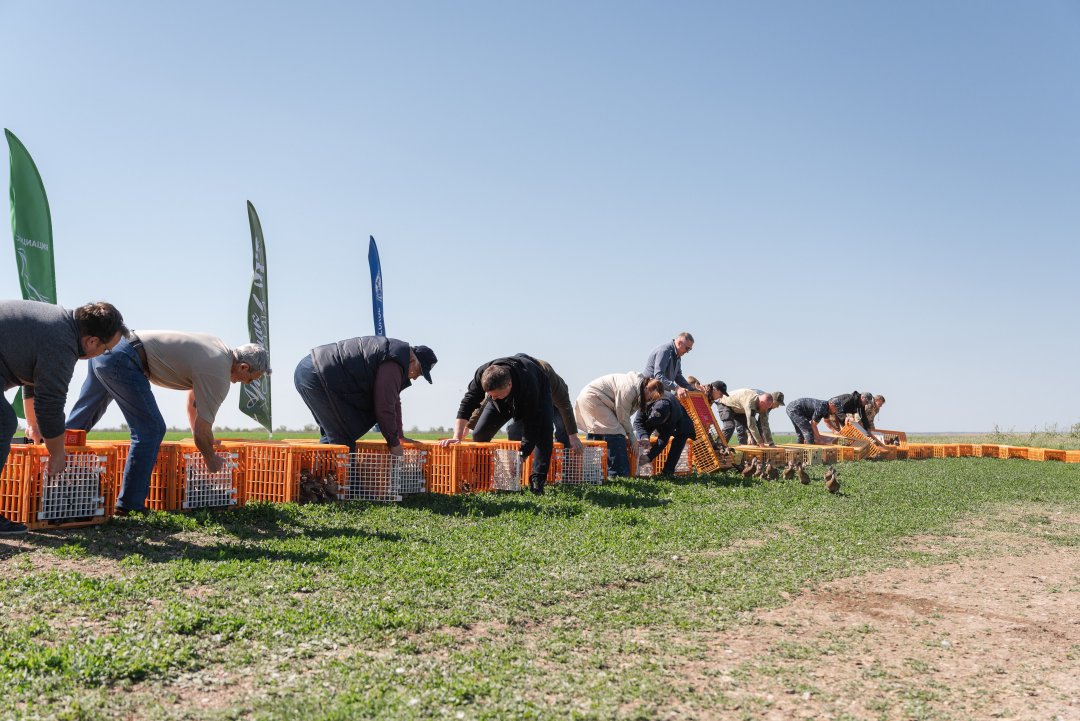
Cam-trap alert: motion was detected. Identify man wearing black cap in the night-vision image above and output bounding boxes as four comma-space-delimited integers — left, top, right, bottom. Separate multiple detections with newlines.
294, 336, 436, 454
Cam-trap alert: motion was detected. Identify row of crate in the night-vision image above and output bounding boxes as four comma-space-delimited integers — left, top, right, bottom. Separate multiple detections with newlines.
0, 438, 609, 530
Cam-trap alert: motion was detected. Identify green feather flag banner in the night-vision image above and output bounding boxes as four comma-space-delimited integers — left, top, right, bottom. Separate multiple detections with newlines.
239, 201, 272, 433
6, 129, 58, 418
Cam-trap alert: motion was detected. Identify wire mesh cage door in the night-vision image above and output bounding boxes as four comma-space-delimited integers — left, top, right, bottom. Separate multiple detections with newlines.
492, 448, 523, 491
182, 451, 239, 509
345, 448, 427, 502
36, 453, 107, 521
558, 446, 605, 485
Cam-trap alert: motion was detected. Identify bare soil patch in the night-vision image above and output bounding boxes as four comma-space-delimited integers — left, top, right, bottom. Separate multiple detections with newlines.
677, 514, 1080, 720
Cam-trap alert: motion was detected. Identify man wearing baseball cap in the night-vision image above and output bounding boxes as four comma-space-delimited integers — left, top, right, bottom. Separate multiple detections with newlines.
294, 336, 436, 454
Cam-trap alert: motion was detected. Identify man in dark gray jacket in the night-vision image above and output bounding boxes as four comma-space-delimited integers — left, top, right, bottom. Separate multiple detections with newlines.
0, 299, 126, 535
643, 332, 701, 399
294, 336, 437, 453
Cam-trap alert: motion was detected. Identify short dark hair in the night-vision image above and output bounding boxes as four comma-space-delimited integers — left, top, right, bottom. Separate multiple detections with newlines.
74, 301, 127, 342
480, 364, 512, 392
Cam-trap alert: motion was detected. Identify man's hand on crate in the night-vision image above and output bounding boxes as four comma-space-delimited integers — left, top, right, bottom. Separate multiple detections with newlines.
389, 444, 404, 457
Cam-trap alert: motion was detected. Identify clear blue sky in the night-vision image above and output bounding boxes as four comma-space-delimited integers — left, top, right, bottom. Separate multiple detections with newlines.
2, 1, 1078, 434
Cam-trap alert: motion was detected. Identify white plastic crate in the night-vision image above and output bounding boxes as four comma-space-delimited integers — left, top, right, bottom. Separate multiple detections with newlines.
36, 453, 107, 521
182, 451, 240, 509
557, 446, 605, 485
492, 448, 523, 491
345, 448, 427, 502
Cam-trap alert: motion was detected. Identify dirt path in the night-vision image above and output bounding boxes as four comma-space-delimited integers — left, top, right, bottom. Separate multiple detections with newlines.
676, 514, 1080, 720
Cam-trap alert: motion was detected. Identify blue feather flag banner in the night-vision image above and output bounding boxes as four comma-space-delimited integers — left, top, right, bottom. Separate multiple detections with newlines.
368, 235, 385, 336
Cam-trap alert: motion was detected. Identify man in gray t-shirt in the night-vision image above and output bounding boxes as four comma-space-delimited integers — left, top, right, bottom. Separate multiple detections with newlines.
0, 299, 126, 535
67, 331, 270, 514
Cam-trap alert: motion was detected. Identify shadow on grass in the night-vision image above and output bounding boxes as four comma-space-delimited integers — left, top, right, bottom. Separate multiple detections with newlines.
17, 502, 406, 566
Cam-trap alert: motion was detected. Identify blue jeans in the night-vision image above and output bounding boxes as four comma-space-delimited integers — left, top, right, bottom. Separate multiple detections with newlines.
67, 339, 166, 511
587, 433, 630, 477
293, 354, 371, 452
0, 379, 17, 479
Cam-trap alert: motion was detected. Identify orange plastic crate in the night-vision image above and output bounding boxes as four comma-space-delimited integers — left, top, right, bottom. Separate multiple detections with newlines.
245, 441, 348, 503
779, 444, 839, 466
874, 428, 908, 447
956, 444, 976, 457
839, 423, 882, 458
175, 442, 244, 510
648, 441, 692, 476
975, 444, 1000, 458
834, 446, 857, 462
905, 444, 932, 460
1065, 450, 1080, 463
420, 441, 497, 494
1026, 448, 1065, 462
678, 391, 733, 473
997, 446, 1029, 460
346, 441, 427, 501
0, 444, 116, 529
92, 440, 180, 512
873, 446, 898, 461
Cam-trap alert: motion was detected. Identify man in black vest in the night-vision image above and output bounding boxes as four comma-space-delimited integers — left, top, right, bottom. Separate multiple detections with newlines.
442, 354, 555, 494
294, 336, 437, 453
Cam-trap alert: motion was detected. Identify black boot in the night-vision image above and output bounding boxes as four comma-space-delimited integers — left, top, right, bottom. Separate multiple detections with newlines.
529, 476, 545, 495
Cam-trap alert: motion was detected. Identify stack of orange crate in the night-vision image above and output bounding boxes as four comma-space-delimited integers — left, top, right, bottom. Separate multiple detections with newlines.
976, 444, 1000, 458
1065, 450, 1080, 463
0, 443, 116, 529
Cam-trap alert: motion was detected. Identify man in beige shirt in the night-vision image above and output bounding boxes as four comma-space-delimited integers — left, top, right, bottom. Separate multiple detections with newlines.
717, 388, 783, 447
67, 331, 270, 513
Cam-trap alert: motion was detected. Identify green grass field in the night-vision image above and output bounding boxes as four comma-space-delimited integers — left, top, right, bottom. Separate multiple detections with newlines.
0, 457, 1077, 720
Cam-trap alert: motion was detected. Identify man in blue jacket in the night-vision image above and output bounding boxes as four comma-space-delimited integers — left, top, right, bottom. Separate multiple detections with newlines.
294, 336, 437, 453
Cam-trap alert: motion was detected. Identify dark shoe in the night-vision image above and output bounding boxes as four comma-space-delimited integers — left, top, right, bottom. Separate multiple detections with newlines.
529, 478, 545, 495
0, 517, 28, 536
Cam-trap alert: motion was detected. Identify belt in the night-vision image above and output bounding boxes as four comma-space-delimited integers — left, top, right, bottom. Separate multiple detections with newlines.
129, 333, 151, 379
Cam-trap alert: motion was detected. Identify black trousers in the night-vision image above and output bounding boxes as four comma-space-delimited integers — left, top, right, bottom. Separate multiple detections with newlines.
718, 405, 752, 445
647, 430, 691, 476
786, 407, 815, 445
